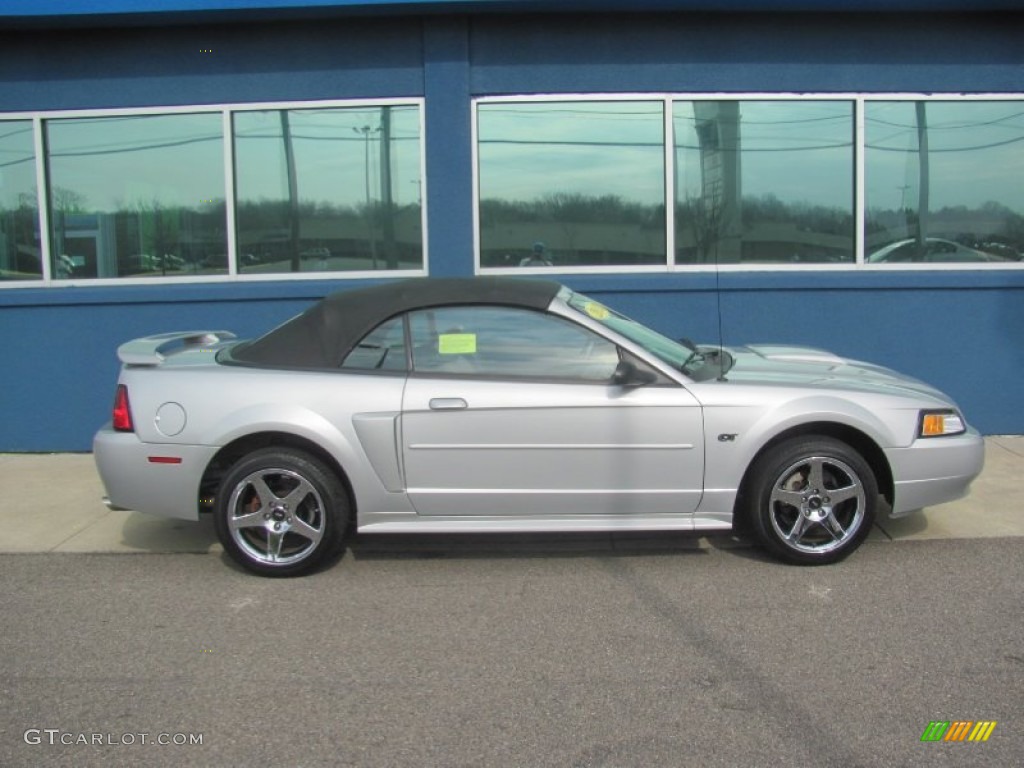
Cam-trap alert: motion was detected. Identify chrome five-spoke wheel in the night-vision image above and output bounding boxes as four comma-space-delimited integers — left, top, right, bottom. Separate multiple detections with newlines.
214, 448, 348, 577
228, 467, 325, 565
747, 436, 878, 564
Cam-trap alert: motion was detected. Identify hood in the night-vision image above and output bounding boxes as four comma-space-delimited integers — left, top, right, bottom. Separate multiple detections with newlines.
724, 343, 950, 403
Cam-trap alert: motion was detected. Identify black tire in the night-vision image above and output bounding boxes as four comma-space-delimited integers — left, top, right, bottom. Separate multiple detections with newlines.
213, 448, 349, 577
745, 436, 877, 565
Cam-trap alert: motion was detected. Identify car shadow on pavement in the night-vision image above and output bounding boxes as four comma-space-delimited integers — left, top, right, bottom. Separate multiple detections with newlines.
118, 511, 219, 553
113, 513, 771, 574
873, 511, 930, 540
113, 513, 836, 568
112, 510, 921, 572
346, 530, 766, 562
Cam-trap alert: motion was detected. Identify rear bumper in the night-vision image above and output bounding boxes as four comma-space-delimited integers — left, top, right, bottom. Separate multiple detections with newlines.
886, 430, 985, 517
93, 425, 218, 521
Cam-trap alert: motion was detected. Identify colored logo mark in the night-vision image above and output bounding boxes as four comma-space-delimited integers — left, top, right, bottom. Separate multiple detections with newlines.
920, 721, 997, 742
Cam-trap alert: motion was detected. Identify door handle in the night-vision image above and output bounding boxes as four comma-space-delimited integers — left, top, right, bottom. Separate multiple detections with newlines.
429, 398, 468, 411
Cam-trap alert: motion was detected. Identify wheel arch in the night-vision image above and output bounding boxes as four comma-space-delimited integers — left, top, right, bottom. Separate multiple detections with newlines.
734, 421, 894, 527
198, 431, 357, 525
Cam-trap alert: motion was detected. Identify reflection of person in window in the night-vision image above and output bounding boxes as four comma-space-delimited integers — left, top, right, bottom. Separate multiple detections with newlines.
519, 241, 553, 267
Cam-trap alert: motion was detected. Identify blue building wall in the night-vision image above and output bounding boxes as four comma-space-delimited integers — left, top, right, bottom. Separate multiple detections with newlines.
1, 10, 1023, 450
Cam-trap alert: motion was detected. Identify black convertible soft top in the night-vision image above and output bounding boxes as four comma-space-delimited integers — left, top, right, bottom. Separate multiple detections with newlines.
229, 277, 563, 368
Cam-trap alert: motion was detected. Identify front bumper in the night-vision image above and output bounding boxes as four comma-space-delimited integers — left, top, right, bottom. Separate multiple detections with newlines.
886, 429, 985, 517
93, 425, 219, 521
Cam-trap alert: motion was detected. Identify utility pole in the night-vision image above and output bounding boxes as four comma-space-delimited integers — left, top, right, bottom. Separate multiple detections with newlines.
280, 111, 301, 272
354, 124, 380, 269
379, 106, 397, 269
915, 101, 930, 254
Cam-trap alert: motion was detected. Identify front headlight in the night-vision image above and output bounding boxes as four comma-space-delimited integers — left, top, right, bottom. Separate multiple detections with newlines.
919, 409, 966, 438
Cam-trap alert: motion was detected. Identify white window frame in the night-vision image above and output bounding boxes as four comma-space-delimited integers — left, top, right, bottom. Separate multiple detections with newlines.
473, 92, 1024, 275
0, 97, 428, 289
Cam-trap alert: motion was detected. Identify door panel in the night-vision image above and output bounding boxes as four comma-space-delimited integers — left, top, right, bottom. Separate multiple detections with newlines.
401, 377, 704, 517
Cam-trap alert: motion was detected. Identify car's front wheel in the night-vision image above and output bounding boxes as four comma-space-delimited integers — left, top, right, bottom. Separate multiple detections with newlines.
214, 448, 348, 577
745, 436, 877, 565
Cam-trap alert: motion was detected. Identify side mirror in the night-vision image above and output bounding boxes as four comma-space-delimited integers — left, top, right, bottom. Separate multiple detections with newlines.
610, 360, 657, 388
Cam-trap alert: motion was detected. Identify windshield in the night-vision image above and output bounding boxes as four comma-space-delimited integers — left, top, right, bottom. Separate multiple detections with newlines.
563, 289, 695, 370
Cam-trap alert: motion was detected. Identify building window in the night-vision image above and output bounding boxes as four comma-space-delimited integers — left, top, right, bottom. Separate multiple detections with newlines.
865, 100, 1024, 264
674, 100, 854, 265
476, 96, 1024, 272
477, 100, 666, 269
2, 96, 1021, 287
233, 105, 423, 274
45, 113, 228, 279
0, 120, 39, 281
0, 98, 425, 287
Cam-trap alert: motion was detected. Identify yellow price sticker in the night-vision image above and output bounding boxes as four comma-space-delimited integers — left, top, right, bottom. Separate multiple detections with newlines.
438, 333, 477, 355
584, 302, 610, 321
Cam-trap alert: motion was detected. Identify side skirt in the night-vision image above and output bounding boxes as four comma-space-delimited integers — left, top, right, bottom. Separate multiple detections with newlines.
357, 514, 734, 534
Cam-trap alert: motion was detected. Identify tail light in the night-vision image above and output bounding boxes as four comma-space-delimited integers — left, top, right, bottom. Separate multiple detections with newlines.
112, 385, 134, 432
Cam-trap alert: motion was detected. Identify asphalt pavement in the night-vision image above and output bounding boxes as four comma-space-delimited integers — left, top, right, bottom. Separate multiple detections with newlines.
2, 536, 1022, 767
1, 438, 1022, 767
2, 436, 1022, 554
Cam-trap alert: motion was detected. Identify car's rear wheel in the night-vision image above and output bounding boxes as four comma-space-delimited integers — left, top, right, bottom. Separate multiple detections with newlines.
746, 436, 877, 565
214, 448, 348, 577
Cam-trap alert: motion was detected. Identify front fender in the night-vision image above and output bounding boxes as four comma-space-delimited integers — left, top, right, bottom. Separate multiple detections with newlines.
697, 394, 913, 518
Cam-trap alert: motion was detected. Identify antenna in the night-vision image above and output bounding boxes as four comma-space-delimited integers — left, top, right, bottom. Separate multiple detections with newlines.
713, 230, 727, 382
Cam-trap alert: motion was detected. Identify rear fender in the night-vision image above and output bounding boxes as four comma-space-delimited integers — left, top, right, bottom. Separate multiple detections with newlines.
203, 404, 363, 478
201, 404, 414, 519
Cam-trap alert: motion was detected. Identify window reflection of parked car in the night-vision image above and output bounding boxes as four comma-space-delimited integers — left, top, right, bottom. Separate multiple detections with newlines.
146, 254, 185, 271
978, 242, 1022, 261
11, 251, 42, 278
300, 247, 331, 262
56, 253, 78, 277
519, 242, 553, 267
161, 254, 186, 270
868, 237, 1010, 263
203, 253, 228, 269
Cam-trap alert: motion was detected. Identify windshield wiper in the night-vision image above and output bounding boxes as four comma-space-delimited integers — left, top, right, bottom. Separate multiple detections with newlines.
678, 337, 702, 369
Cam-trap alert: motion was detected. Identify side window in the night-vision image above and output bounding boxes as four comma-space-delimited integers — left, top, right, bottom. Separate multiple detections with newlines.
409, 306, 620, 381
341, 316, 408, 372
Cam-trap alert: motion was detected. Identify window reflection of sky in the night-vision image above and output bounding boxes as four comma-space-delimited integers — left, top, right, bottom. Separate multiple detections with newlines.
0, 121, 35, 209
479, 99, 1024, 215
674, 101, 853, 211
46, 113, 224, 211
40, 106, 421, 214
234, 106, 421, 209
478, 102, 665, 206
866, 101, 1024, 213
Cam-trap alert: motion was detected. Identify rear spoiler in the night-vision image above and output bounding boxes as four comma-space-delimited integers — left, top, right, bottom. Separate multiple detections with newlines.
117, 331, 237, 366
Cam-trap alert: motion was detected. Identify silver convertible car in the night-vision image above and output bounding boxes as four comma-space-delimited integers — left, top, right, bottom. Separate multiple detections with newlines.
94, 278, 984, 576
